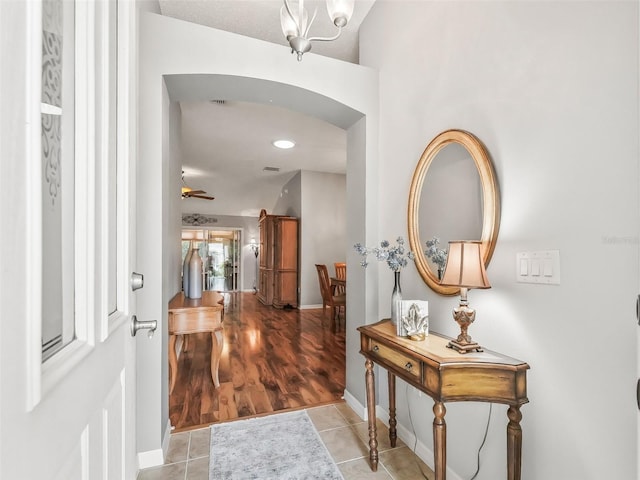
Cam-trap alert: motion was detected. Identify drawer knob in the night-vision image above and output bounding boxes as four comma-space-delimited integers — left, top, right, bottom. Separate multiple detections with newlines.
405, 362, 413, 371
372, 345, 380, 353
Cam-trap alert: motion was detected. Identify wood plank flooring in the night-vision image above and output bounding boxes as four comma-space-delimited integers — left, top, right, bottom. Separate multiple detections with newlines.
169, 292, 346, 432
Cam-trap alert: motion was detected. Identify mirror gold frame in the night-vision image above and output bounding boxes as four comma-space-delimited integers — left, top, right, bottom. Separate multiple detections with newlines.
408, 129, 500, 296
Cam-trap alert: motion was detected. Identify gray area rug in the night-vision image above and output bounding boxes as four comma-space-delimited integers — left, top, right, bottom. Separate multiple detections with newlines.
209, 410, 344, 480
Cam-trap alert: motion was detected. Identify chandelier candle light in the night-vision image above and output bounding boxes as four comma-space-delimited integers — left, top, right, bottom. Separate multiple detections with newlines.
280, 0, 355, 61
439, 240, 491, 354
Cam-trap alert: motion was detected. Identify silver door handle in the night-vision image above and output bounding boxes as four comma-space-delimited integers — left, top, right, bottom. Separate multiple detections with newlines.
130, 315, 157, 338
131, 272, 144, 291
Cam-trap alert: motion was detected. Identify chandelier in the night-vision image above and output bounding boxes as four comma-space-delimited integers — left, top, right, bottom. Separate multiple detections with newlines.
280, 0, 355, 61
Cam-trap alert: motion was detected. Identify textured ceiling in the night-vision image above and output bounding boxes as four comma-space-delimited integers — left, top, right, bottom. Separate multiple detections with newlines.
157, 1, 375, 217
158, 0, 375, 64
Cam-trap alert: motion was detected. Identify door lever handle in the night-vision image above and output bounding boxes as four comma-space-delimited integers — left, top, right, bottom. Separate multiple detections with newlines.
130, 315, 157, 338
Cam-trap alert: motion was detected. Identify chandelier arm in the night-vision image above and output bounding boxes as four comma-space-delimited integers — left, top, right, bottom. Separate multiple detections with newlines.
303, 6, 318, 38
307, 26, 342, 43
283, 0, 301, 36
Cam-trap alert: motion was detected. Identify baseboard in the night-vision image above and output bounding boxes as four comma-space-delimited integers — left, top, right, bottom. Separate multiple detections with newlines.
299, 304, 323, 310
343, 389, 463, 480
343, 389, 365, 420
137, 448, 164, 470
136, 421, 173, 470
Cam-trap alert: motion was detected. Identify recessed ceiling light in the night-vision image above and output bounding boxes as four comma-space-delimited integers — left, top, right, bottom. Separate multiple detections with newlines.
272, 139, 295, 149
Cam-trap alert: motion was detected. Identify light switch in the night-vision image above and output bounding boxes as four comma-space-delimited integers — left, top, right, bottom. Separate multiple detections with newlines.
531, 260, 540, 276
543, 259, 553, 277
516, 250, 560, 285
519, 259, 528, 276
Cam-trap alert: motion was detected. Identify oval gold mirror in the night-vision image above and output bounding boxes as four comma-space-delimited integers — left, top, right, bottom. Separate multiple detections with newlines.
408, 130, 500, 295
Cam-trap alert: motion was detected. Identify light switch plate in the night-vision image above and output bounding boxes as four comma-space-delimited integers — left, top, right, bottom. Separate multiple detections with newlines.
516, 250, 560, 284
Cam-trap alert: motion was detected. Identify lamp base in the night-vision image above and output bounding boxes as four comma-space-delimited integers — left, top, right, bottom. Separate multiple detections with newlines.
446, 339, 484, 354
448, 299, 483, 354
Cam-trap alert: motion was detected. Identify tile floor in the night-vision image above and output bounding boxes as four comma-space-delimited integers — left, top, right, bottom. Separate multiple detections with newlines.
137, 402, 435, 480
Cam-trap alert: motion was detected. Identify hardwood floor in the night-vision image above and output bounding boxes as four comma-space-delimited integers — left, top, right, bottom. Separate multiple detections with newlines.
169, 292, 346, 432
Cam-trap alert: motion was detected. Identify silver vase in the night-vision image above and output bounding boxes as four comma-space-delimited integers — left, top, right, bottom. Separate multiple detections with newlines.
390, 271, 403, 335
188, 245, 203, 299
182, 241, 193, 295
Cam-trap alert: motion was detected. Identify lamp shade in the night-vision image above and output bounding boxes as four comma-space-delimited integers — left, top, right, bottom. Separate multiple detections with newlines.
326, 0, 354, 27
280, 3, 306, 39
440, 241, 491, 289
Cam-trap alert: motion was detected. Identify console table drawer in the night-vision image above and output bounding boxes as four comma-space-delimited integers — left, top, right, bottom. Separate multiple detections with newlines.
370, 342, 421, 380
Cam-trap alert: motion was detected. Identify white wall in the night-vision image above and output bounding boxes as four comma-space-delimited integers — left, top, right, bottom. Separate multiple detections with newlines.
138, 11, 378, 462
300, 171, 347, 306
360, 2, 638, 480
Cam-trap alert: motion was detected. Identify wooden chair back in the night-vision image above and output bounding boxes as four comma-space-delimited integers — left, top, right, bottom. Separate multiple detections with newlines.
315, 264, 333, 303
334, 262, 346, 281
315, 264, 346, 326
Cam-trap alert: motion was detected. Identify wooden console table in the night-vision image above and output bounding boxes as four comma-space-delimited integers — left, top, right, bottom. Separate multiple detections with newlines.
168, 291, 224, 393
358, 320, 529, 480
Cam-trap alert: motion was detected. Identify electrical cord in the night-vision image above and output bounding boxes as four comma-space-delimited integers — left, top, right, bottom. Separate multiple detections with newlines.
404, 384, 493, 480
468, 403, 493, 480
405, 384, 431, 480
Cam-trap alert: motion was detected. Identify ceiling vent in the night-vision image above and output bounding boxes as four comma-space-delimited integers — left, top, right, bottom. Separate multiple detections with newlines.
263, 166, 280, 172
210, 100, 226, 105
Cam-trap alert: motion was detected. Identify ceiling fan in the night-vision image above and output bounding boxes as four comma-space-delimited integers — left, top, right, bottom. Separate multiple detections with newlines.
181, 172, 214, 200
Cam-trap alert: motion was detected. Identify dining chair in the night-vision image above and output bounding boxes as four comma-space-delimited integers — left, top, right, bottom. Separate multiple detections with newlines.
334, 262, 346, 295
315, 264, 346, 327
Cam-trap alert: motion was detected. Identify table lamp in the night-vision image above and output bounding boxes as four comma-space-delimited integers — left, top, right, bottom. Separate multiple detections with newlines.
439, 241, 491, 353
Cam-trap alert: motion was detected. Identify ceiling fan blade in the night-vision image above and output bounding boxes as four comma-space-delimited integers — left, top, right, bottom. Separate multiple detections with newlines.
187, 190, 206, 195
191, 194, 215, 200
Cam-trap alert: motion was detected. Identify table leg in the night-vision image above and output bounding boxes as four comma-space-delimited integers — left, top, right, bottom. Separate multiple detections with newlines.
388, 372, 397, 447
210, 328, 224, 388
169, 334, 177, 393
365, 358, 378, 471
507, 405, 523, 480
433, 401, 447, 480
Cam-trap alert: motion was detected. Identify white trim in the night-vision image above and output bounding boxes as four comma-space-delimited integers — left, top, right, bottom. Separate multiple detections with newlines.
299, 304, 323, 310
135, 419, 172, 470
343, 388, 365, 420
73, 0, 96, 349
136, 449, 164, 471
162, 421, 172, 460
25, 0, 44, 412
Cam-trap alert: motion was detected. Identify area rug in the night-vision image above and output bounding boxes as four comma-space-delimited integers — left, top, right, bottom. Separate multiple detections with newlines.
209, 410, 344, 480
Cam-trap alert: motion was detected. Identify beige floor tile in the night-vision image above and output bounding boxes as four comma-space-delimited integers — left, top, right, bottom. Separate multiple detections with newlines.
307, 405, 351, 431
379, 446, 434, 480
339, 457, 394, 480
137, 461, 187, 480
186, 456, 210, 480
319, 425, 370, 464
335, 402, 365, 425
352, 419, 405, 453
189, 427, 211, 459
165, 431, 190, 464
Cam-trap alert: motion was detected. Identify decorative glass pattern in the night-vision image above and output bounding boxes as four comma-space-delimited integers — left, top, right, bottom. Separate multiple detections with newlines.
41, 0, 73, 361
41, 113, 61, 205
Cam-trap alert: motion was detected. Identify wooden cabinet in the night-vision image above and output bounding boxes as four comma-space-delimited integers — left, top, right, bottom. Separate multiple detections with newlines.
257, 209, 298, 308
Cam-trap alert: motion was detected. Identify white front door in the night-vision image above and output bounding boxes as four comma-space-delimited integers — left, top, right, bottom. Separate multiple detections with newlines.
0, 1, 140, 478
